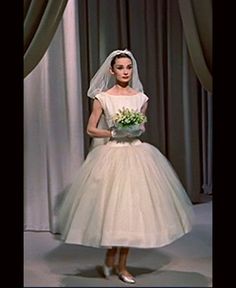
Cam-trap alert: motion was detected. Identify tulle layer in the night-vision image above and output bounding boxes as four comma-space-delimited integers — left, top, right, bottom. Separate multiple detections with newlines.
58, 140, 194, 248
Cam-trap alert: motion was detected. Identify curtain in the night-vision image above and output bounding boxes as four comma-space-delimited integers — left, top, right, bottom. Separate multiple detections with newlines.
77, 0, 206, 203
24, 0, 212, 232
178, 0, 212, 93
24, 0, 84, 232
178, 0, 213, 194
200, 89, 213, 195
24, 0, 68, 78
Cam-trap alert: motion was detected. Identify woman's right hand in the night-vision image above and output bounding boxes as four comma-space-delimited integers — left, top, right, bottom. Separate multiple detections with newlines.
110, 127, 130, 138
111, 124, 145, 138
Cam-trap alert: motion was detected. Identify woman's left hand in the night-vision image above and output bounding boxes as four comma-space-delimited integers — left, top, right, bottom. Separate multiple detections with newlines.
127, 124, 145, 138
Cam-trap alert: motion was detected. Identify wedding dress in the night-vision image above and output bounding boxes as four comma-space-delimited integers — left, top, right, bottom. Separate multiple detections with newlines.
58, 92, 194, 248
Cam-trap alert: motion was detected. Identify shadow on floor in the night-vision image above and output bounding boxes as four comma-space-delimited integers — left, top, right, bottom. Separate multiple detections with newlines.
60, 267, 210, 287
63, 265, 156, 278
44, 243, 211, 287
44, 244, 171, 274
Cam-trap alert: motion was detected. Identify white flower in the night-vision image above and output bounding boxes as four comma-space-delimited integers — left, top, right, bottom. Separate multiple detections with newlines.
112, 107, 147, 129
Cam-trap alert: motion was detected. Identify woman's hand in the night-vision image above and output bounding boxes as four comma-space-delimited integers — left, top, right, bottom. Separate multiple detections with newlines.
111, 124, 145, 139
110, 127, 130, 138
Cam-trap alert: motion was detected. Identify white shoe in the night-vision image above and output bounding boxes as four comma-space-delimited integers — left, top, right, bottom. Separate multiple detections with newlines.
118, 273, 136, 284
115, 267, 136, 284
102, 264, 113, 278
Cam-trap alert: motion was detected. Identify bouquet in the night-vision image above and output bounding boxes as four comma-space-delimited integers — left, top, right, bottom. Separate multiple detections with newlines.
111, 107, 147, 137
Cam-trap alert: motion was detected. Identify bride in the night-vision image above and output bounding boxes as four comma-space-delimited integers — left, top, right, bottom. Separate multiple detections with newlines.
57, 49, 194, 284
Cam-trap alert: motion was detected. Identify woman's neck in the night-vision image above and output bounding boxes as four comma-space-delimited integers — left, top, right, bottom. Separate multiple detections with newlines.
114, 83, 130, 91
105, 83, 137, 95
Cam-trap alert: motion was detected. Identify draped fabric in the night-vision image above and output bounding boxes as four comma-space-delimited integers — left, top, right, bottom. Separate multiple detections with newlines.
178, 0, 212, 92
77, 0, 210, 203
200, 89, 213, 195
24, 0, 212, 232
178, 0, 213, 194
24, 0, 84, 232
24, 0, 68, 78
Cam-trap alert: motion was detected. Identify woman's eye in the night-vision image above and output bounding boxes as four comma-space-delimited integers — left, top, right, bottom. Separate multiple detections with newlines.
115, 66, 132, 70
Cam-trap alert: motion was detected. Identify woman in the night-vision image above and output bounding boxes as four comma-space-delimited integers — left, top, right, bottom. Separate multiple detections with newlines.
58, 49, 194, 284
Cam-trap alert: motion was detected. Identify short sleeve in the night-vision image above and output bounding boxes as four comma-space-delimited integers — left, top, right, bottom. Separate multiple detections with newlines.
142, 93, 149, 105
94, 93, 105, 110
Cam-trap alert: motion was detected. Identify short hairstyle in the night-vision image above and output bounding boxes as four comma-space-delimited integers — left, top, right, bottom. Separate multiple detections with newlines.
110, 53, 132, 68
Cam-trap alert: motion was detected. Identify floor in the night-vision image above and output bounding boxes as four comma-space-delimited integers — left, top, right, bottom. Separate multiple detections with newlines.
24, 197, 212, 287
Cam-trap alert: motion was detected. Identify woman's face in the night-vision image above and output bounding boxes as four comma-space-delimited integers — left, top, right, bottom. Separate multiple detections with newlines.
110, 57, 133, 83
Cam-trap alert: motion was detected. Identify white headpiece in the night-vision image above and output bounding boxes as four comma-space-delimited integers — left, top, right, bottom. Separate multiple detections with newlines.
87, 49, 143, 99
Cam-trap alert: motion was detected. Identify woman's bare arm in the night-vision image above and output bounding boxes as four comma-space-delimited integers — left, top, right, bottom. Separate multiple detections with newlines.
141, 101, 148, 115
140, 101, 148, 132
86, 99, 112, 138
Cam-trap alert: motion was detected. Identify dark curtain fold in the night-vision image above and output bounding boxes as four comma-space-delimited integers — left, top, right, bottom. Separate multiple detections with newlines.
24, 0, 68, 78
178, 0, 213, 195
24, 0, 32, 19
178, 0, 212, 92
77, 0, 207, 203
200, 88, 213, 195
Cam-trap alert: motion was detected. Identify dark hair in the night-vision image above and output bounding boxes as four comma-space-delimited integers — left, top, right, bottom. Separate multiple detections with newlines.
110, 53, 132, 68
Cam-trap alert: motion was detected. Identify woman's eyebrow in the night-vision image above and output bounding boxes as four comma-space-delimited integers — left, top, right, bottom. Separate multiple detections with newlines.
115, 64, 133, 67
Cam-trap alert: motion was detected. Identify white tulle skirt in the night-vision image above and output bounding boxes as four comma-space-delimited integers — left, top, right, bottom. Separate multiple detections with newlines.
57, 139, 194, 248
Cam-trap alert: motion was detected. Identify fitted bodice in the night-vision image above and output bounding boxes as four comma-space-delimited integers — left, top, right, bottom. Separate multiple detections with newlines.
95, 92, 149, 128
